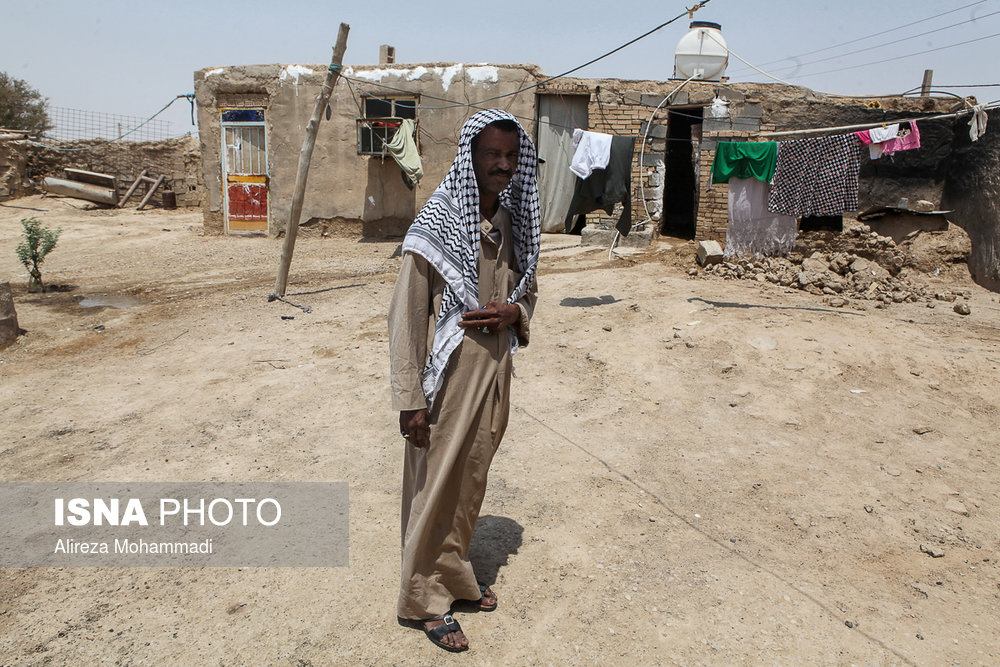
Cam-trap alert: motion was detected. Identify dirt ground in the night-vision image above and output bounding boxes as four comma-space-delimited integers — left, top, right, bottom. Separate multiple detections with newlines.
1, 195, 999, 666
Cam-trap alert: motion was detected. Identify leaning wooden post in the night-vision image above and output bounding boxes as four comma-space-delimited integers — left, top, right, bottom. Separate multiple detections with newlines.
272, 23, 350, 298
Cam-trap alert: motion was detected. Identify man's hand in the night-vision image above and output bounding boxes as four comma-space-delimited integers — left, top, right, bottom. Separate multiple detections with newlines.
400, 409, 430, 448
459, 301, 519, 334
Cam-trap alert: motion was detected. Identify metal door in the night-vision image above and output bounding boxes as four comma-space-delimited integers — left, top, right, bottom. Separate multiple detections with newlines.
221, 109, 268, 234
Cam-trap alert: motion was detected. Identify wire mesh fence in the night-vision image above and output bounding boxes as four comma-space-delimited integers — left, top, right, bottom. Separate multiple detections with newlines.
45, 106, 173, 142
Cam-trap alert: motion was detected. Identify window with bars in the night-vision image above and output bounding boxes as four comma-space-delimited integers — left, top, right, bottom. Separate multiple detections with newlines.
357, 96, 417, 156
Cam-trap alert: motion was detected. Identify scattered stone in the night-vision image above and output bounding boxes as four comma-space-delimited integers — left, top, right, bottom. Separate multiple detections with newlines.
602, 325, 612, 332
935, 292, 956, 302
801, 256, 828, 274
825, 296, 848, 308
696, 240, 724, 266
747, 336, 778, 351
920, 544, 945, 558
912, 426, 933, 435
648, 517, 656, 522
954, 302, 971, 315
687, 268, 698, 276
685, 341, 697, 349
864, 505, 873, 513
845, 620, 854, 629
945, 499, 969, 516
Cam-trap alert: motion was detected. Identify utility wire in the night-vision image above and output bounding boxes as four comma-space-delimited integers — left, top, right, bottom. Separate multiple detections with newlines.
733, 8, 1000, 77
344, 75, 704, 144
344, 0, 713, 112
729, 0, 991, 73
791, 30, 1000, 79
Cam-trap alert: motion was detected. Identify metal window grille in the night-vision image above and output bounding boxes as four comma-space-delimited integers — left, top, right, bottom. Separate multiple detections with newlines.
45, 106, 174, 142
357, 97, 417, 156
224, 125, 266, 175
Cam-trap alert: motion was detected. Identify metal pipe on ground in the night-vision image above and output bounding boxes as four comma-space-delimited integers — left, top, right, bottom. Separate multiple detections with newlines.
40, 177, 117, 206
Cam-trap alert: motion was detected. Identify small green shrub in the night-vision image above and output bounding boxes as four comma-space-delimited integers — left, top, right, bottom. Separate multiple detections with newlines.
15, 217, 61, 291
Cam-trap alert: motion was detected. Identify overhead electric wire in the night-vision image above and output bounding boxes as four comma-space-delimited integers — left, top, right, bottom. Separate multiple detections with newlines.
344, 75, 704, 144
728, 0, 991, 74
343, 0, 713, 111
734, 8, 1000, 77
791, 30, 1000, 79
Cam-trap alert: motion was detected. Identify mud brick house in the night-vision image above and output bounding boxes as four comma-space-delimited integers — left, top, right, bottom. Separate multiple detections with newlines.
194, 54, 1000, 289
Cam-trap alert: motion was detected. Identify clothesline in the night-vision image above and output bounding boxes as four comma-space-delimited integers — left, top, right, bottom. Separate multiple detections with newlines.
756, 101, 999, 139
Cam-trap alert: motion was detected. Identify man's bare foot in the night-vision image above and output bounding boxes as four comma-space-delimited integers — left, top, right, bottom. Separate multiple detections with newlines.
423, 614, 468, 652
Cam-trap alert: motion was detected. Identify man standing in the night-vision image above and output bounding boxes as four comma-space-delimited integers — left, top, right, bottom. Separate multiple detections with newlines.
388, 109, 540, 652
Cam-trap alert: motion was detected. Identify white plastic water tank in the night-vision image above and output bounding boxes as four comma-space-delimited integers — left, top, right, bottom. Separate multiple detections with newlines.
674, 21, 728, 81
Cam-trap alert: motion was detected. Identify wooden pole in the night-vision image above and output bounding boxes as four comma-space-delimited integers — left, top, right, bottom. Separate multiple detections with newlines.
920, 69, 934, 97
272, 23, 350, 298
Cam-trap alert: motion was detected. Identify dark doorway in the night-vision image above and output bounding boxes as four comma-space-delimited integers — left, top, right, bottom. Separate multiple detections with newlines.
799, 215, 843, 232
660, 107, 703, 238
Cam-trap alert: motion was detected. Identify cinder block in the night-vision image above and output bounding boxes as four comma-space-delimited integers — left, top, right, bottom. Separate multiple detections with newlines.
739, 102, 764, 119
638, 121, 667, 139
696, 240, 724, 266
640, 153, 664, 167
714, 86, 746, 103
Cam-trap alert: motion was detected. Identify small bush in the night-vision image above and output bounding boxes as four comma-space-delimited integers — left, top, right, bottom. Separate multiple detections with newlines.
15, 217, 61, 291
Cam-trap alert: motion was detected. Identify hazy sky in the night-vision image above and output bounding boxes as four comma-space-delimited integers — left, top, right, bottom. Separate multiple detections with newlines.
4, 0, 998, 138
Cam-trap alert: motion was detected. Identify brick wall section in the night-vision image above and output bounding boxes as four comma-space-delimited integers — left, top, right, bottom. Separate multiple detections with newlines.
541, 84, 668, 233
17, 136, 202, 207
695, 106, 768, 241
697, 120, 776, 242
588, 91, 656, 232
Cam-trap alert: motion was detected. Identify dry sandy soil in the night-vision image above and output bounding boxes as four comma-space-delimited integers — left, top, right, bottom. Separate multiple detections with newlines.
1, 195, 999, 666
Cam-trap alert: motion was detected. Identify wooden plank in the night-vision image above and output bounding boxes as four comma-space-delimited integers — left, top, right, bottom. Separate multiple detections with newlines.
137, 175, 165, 210
118, 170, 148, 207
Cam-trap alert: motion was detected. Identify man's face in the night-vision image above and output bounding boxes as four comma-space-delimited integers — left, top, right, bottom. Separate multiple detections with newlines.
472, 125, 520, 199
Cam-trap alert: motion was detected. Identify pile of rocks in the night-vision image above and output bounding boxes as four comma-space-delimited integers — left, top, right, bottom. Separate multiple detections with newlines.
696, 224, 971, 307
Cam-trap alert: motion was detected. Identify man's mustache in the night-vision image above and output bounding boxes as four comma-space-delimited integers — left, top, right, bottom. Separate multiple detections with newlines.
489, 168, 513, 177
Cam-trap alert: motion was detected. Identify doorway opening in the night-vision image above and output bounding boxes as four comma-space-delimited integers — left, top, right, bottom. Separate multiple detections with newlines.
660, 107, 703, 238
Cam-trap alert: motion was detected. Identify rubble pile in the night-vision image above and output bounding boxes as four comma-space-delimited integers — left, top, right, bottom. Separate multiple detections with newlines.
698, 223, 972, 306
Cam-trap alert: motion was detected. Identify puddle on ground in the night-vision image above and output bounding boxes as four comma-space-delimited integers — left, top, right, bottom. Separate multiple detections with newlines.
79, 295, 145, 309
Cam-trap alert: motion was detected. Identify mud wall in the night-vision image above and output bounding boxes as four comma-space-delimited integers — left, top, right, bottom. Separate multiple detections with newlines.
0, 141, 30, 200
195, 63, 542, 236
20, 136, 202, 207
942, 109, 1000, 291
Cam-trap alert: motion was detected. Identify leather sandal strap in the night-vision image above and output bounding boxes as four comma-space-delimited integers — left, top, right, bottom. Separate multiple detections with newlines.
425, 614, 461, 641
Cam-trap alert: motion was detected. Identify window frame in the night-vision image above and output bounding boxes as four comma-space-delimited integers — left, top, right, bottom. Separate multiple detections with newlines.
356, 95, 419, 157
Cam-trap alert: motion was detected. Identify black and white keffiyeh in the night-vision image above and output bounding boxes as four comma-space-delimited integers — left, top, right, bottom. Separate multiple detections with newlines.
402, 109, 541, 408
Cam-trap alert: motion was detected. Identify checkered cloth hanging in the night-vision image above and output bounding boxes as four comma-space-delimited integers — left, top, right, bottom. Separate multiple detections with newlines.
767, 134, 862, 217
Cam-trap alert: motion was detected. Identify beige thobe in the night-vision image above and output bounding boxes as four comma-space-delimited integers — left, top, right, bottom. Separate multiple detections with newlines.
388, 206, 536, 620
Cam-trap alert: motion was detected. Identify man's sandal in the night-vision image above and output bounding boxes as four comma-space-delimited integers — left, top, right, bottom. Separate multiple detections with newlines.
478, 583, 498, 612
421, 613, 468, 653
